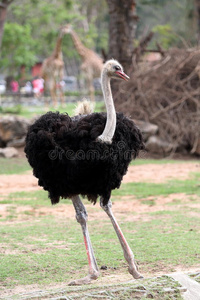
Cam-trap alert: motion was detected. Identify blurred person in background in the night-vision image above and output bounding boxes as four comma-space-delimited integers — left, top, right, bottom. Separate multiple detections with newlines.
11, 79, 19, 93
32, 76, 44, 99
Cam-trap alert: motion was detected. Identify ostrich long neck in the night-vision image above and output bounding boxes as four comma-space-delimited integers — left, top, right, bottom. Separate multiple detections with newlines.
99, 71, 116, 142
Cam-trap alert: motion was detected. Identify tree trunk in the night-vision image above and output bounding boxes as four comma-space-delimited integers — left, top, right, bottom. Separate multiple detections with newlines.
0, 1, 14, 49
106, 0, 138, 71
105, 0, 138, 104
195, 0, 200, 44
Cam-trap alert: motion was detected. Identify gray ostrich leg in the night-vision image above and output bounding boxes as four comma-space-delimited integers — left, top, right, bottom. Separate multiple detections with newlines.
100, 198, 143, 279
69, 195, 99, 285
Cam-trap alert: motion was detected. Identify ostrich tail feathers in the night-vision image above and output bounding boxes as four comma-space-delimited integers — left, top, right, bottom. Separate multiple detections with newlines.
74, 99, 95, 116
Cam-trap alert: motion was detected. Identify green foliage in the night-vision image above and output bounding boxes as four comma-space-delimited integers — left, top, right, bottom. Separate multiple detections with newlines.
137, 0, 196, 48
0, 0, 198, 76
4, 0, 108, 64
7, 0, 78, 59
1, 23, 37, 72
152, 24, 178, 49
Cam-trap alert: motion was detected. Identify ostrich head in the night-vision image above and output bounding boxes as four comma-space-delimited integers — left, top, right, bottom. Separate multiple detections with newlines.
103, 59, 130, 81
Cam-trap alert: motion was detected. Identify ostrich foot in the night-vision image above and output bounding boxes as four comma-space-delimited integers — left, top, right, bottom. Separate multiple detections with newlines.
128, 262, 143, 279
68, 272, 99, 286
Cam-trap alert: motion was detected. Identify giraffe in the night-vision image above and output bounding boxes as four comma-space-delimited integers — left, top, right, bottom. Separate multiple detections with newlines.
66, 24, 104, 102
41, 25, 68, 107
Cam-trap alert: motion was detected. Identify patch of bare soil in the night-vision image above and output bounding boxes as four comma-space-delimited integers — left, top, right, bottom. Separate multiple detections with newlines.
123, 162, 200, 183
1, 191, 199, 225
117, 193, 200, 216
0, 171, 41, 195
0, 161, 199, 223
0, 162, 199, 196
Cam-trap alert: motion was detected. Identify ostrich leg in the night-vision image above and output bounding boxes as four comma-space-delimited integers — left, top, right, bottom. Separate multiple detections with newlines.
100, 198, 143, 279
68, 195, 99, 285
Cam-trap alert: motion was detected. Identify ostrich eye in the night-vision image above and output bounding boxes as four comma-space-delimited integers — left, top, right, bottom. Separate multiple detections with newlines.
114, 65, 121, 71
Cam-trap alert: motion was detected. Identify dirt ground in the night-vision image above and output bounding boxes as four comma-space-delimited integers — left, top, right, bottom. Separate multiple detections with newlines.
123, 162, 200, 183
0, 161, 200, 222
0, 161, 199, 195
0, 161, 200, 298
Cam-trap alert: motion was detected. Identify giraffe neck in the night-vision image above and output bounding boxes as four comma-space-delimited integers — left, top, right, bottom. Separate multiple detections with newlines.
52, 34, 63, 59
70, 30, 87, 58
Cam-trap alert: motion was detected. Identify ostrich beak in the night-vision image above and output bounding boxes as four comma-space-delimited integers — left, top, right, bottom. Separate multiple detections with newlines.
115, 71, 130, 81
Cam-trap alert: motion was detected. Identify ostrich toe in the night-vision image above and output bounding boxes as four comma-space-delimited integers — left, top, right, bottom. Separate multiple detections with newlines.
68, 272, 99, 285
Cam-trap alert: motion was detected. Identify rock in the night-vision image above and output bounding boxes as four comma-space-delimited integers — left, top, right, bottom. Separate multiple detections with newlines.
0, 137, 5, 147
192, 138, 200, 155
0, 147, 18, 158
134, 120, 158, 141
146, 135, 174, 154
100, 265, 108, 270
7, 137, 26, 148
0, 115, 30, 144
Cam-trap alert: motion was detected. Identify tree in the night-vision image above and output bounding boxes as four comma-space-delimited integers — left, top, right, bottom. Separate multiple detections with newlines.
0, 0, 109, 77
194, 0, 200, 44
0, 0, 14, 49
4, 0, 108, 62
106, 0, 138, 71
1, 0, 80, 73
1, 23, 36, 73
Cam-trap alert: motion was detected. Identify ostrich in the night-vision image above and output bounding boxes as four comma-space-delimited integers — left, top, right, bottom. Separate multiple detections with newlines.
25, 59, 145, 285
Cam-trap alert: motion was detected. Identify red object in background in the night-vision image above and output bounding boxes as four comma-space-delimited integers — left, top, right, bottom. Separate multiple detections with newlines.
11, 80, 19, 93
32, 63, 42, 77
32, 77, 44, 96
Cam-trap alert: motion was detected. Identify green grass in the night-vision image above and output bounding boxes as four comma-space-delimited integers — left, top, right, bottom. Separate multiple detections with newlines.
113, 172, 200, 198
132, 158, 200, 165
0, 103, 75, 118
190, 273, 200, 284
130, 214, 200, 265
0, 202, 200, 289
0, 190, 52, 207
0, 159, 199, 296
0, 104, 22, 114
0, 157, 31, 175
0, 155, 198, 175
1, 169, 199, 206
0, 101, 105, 119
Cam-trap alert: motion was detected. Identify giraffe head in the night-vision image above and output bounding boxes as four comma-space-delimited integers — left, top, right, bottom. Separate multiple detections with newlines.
103, 59, 130, 81
60, 24, 73, 35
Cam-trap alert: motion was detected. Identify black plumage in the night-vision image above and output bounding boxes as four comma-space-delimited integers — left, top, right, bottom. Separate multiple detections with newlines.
25, 111, 144, 206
